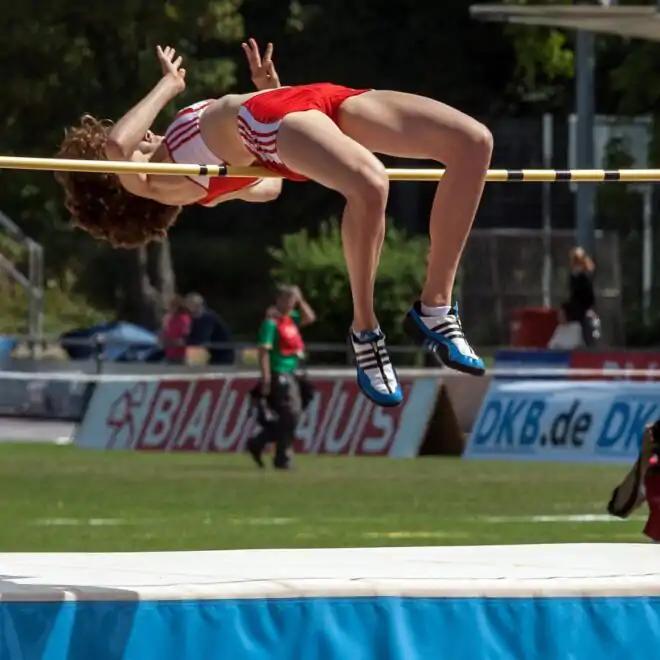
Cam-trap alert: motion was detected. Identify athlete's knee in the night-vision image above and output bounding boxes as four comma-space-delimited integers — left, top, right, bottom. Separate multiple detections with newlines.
458, 120, 493, 160
428, 116, 493, 165
344, 163, 389, 216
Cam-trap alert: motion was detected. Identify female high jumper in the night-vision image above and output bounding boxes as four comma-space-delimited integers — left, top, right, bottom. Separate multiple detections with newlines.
56, 39, 493, 408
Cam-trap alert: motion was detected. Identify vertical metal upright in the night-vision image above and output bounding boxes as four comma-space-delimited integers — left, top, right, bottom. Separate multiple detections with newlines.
642, 186, 653, 324
574, 26, 596, 255
541, 114, 554, 308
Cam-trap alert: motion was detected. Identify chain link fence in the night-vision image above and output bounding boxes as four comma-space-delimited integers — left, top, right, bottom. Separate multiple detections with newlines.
458, 229, 622, 347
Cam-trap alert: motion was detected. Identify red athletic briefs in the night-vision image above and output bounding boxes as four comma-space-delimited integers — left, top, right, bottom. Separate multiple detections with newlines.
165, 84, 371, 204
237, 83, 371, 181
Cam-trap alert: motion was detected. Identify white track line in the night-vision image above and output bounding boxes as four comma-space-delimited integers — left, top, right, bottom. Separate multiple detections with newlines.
481, 514, 646, 523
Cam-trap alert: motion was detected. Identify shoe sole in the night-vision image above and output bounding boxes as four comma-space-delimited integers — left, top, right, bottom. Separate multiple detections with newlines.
356, 379, 403, 408
404, 315, 486, 377
607, 430, 654, 518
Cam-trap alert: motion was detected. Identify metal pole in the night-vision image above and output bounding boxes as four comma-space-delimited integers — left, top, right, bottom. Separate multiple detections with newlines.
27, 243, 36, 341
642, 185, 653, 324
542, 114, 554, 308
575, 29, 596, 255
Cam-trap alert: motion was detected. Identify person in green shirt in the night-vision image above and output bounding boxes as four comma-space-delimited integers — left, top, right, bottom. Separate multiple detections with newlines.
248, 285, 316, 469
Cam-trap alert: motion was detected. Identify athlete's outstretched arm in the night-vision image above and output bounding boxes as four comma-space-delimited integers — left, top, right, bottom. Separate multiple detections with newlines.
242, 39, 281, 90
106, 46, 186, 160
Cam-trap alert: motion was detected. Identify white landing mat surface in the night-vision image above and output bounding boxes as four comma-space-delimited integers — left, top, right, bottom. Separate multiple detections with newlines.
0, 544, 658, 659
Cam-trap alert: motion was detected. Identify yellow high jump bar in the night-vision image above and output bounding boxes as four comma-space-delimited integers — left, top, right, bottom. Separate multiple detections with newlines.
3, 155, 660, 182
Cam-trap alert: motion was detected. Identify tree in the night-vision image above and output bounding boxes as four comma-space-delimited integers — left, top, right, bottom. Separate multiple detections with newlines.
8, 0, 643, 338
269, 219, 429, 352
0, 1, 246, 328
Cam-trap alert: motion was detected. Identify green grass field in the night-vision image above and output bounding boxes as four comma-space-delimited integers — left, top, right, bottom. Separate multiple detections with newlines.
0, 443, 647, 552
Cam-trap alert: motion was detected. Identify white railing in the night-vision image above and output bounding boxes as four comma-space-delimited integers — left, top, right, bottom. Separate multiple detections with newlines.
0, 209, 43, 339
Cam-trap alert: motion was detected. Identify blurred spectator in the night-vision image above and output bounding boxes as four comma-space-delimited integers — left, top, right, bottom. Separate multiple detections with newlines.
247, 285, 316, 470
548, 246, 600, 349
608, 421, 660, 543
161, 296, 192, 364
563, 246, 599, 345
185, 293, 235, 365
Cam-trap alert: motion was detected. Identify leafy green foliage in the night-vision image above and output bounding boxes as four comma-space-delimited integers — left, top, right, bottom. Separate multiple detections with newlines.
269, 219, 428, 344
3, 0, 660, 339
0, 275, 106, 337
0, 1, 251, 331
1, 1, 247, 258
0, 235, 104, 336
500, 0, 574, 108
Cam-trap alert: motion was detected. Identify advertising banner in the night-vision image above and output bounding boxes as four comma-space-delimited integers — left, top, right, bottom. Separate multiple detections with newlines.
465, 380, 660, 463
75, 375, 440, 458
570, 351, 660, 381
493, 349, 571, 380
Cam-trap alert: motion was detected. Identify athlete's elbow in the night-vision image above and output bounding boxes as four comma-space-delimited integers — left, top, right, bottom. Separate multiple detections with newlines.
105, 137, 130, 161
260, 188, 281, 202
247, 187, 281, 203
260, 180, 283, 202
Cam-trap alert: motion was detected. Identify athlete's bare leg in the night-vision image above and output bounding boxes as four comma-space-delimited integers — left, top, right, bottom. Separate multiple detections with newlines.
338, 90, 493, 376
277, 110, 387, 333
339, 90, 492, 308
276, 110, 402, 407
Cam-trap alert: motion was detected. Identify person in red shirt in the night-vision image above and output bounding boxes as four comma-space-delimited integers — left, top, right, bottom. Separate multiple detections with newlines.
248, 285, 316, 470
161, 295, 192, 364
608, 422, 660, 542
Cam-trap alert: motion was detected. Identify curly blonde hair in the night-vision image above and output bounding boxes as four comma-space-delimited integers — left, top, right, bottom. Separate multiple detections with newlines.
55, 115, 181, 249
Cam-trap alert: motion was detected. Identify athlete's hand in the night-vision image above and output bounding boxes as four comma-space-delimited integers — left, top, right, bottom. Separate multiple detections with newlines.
157, 45, 186, 94
242, 38, 280, 90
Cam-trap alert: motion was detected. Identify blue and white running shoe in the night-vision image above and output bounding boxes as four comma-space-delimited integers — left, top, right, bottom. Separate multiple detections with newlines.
404, 301, 485, 376
349, 328, 403, 407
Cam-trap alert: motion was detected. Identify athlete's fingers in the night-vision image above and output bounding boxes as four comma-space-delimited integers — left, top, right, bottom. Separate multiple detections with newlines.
263, 42, 274, 65
241, 42, 251, 64
248, 38, 262, 66
242, 43, 261, 76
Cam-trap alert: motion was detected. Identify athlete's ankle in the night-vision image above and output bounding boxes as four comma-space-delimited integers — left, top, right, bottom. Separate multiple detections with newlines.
351, 328, 382, 344
351, 316, 379, 335
420, 303, 451, 317
420, 295, 451, 309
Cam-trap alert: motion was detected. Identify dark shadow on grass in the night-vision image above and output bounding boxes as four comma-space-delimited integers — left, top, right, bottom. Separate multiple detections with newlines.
0, 574, 139, 660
